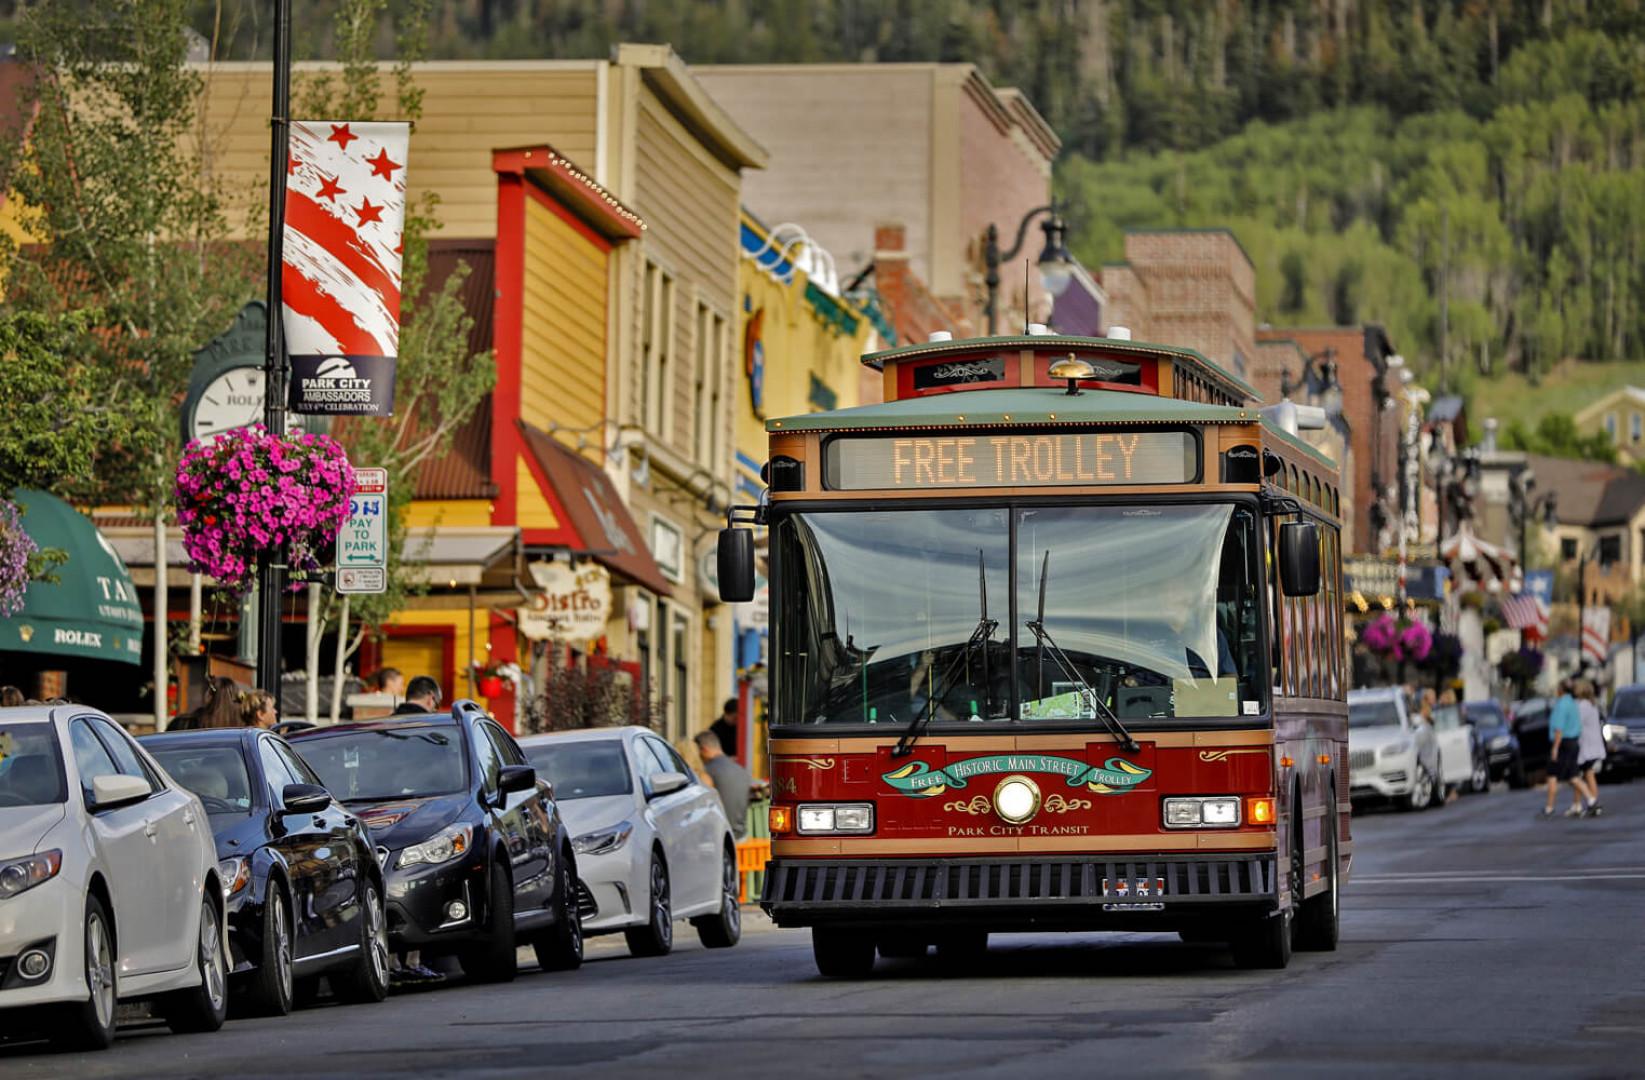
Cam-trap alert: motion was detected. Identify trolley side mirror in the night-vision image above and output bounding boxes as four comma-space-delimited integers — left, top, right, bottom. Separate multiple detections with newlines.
1279, 520, 1321, 597
718, 527, 756, 603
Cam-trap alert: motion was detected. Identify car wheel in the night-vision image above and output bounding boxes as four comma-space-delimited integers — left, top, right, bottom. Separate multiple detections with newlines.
878, 938, 929, 959
1295, 795, 1340, 952
332, 880, 390, 1004
1469, 752, 1491, 794
812, 926, 876, 977
624, 851, 674, 958
533, 848, 584, 972
691, 846, 743, 950
52, 895, 118, 1051
1231, 910, 1293, 969
161, 894, 229, 1034
459, 860, 518, 983
243, 883, 294, 1017
1402, 766, 1431, 812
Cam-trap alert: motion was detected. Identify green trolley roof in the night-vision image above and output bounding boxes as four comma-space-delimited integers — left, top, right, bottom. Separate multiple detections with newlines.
767, 387, 1256, 433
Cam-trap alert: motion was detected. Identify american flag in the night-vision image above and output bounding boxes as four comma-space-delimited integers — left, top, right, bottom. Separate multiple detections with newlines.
281, 120, 409, 359
1582, 607, 1611, 666
1500, 592, 1548, 637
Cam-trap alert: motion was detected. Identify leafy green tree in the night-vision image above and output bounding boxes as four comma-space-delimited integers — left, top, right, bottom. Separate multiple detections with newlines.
1499, 413, 1617, 463
0, 311, 125, 499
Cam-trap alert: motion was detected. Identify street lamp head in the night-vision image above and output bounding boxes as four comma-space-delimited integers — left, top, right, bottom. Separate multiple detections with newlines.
1035, 212, 1074, 296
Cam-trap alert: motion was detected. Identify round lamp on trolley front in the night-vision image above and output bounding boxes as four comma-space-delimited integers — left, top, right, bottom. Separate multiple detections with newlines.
993, 775, 1042, 825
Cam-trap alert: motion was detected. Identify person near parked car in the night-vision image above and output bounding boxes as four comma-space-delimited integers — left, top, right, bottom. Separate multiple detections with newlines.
1542, 681, 1594, 819
1573, 680, 1606, 817
0, 685, 23, 707
240, 688, 277, 729
392, 675, 440, 715
710, 697, 739, 757
695, 730, 751, 838
373, 667, 405, 699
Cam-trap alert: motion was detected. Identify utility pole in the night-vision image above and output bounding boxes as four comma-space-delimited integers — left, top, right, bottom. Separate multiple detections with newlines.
1439, 205, 1451, 394
256, 0, 293, 700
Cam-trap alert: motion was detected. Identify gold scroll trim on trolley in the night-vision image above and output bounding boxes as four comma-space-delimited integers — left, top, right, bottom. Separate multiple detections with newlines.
944, 794, 1092, 816
1198, 749, 1270, 763
944, 796, 992, 815
1042, 794, 1092, 814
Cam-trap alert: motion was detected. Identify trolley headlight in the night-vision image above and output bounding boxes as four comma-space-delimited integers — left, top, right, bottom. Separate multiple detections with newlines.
795, 803, 874, 835
1162, 796, 1242, 829
993, 776, 1042, 825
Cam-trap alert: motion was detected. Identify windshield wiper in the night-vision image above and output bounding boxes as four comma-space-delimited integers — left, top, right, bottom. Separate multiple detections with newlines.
892, 551, 998, 759
1023, 550, 1140, 753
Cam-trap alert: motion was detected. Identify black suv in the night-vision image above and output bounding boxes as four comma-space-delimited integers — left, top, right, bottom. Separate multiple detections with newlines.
290, 701, 583, 981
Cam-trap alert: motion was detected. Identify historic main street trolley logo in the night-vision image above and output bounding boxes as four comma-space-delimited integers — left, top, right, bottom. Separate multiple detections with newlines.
883, 755, 1152, 798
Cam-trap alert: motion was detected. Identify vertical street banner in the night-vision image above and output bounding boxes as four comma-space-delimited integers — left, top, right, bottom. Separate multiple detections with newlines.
1582, 607, 1611, 667
282, 120, 410, 416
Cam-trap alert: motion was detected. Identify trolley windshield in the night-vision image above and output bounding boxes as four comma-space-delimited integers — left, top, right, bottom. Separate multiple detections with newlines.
773, 503, 1263, 727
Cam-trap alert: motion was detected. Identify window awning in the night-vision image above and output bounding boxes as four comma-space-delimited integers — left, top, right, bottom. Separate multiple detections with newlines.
3, 490, 144, 666
517, 420, 672, 597
400, 526, 518, 587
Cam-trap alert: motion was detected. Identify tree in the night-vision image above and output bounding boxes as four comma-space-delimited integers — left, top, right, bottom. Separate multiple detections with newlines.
1499, 413, 1616, 463
292, 0, 495, 719
0, 310, 124, 500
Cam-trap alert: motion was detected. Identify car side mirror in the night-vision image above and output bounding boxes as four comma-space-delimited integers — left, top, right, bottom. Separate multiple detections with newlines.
91, 773, 151, 810
717, 528, 756, 603
498, 764, 536, 796
281, 783, 332, 814
1279, 520, 1321, 597
649, 770, 689, 798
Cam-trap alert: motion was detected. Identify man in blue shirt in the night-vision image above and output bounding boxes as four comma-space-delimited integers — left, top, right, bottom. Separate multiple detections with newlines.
1541, 680, 1593, 818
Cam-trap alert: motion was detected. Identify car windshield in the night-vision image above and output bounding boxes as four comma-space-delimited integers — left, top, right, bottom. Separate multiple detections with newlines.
0, 723, 67, 806
524, 740, 633, 800
1349, 699, 1402, 729
149, 745, 254, 813
1465, 703, 1505, 726
294, 725, 466, 801
773, 503, 1262, 726
1612, 689, 1645, 719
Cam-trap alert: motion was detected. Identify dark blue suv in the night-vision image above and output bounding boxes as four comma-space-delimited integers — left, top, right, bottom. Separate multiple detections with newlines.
1463, 700, 1524, 787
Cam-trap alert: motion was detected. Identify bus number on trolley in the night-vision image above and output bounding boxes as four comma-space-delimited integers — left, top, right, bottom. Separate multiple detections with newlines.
823, 431, 1198, 491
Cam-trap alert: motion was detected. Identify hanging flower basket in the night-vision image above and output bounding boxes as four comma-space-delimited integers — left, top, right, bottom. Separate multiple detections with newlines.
477, 675, 505, 697
0, 498, 38, 618
175, 425, 356, 597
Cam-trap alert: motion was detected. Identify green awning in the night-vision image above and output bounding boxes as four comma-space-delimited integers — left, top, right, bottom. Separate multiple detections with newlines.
1, 490, 145, 666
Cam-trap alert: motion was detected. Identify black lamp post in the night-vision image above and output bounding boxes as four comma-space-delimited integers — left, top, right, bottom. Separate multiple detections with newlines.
1508, 468, 1558, 569
983, 204, 1074, 336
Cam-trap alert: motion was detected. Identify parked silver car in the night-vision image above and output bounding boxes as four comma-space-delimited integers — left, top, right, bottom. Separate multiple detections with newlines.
1348, 688, 1444, 811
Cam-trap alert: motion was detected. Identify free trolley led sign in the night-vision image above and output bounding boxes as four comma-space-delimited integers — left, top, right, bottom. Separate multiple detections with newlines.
824, 431, 1198, 490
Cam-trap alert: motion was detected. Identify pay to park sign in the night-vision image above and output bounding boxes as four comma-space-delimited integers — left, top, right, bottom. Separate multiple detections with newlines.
337, 467, 387, 594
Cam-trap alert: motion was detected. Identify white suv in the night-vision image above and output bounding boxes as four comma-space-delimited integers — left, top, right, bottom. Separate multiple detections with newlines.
1347, 688, 1443, 811
0, 706, 228, 1049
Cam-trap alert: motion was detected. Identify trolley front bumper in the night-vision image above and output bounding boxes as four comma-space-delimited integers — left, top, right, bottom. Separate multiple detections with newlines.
761, 853, 1279, 931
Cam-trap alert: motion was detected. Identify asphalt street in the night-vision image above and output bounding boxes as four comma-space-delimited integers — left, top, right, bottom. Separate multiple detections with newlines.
4, 779, 1641, 1079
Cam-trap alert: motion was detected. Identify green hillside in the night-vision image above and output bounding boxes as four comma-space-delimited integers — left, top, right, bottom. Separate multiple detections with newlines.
1466, 359, 1645, 439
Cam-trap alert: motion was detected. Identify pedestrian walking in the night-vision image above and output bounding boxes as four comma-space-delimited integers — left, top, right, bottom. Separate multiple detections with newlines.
1573, 680, 1606, 817
1541, 680, 1594, 818
392, 675, 440, 715
694, 730, 752, 838
710, 697, 739, 757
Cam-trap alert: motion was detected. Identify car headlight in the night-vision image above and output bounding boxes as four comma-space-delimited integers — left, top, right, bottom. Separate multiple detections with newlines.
217, 856, 250, 899
573, 821, 633, 856
1602, 723, 1627, 744
1380, 740, 1412, 758
398, 825, 473, 869
1162, 796, 1242, 829
0, 850, 62, 900
795, 803, 874, 835
1488, 734, 1511, 750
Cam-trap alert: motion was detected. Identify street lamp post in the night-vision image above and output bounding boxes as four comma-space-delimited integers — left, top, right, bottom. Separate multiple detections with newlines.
256, 0, 293, 699
1508, 468, 1557, 570
983, 205, 1074, 336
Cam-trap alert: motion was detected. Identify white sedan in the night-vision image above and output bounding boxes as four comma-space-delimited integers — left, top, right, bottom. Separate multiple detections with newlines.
0, 706, 228, 1049
519, 727, 740, 957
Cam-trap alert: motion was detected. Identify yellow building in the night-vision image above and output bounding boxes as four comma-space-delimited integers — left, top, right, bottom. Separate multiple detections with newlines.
1574, 386, 1645, 465
730, 211, 880, 774
190, 48, 766, 740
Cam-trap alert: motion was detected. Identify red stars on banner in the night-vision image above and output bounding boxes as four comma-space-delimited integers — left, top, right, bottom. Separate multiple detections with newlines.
327, 122, 357, 150
353, 197, 383, 226
365, 147, 401, 180
315, 174, 346, 202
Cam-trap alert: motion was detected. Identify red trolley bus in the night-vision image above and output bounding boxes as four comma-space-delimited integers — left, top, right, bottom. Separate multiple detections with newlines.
717, 330, 1349, 975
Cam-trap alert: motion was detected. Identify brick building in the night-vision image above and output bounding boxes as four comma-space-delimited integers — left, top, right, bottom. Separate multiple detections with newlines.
693, 62, 1059, 337
1099, 230, 1257, 383
1257, 326, 1400, 555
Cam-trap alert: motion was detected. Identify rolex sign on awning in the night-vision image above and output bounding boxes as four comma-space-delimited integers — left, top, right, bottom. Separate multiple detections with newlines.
282, 120, 409, 416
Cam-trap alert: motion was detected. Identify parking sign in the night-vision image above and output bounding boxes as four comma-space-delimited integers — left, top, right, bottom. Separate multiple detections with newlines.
337, 467, 387, 594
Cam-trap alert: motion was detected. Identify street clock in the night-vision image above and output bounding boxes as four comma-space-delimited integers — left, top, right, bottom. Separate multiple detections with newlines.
183, 302, 323, 442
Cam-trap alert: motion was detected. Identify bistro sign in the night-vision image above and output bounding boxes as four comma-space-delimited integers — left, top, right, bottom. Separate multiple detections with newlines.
825, 431, 1196, 490
520, 561, 611, 641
